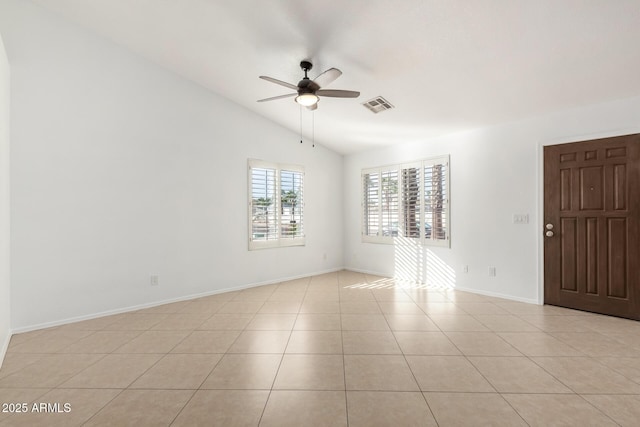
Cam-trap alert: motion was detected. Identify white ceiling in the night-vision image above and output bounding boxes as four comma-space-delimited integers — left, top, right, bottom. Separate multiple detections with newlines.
33, 0, 640, 154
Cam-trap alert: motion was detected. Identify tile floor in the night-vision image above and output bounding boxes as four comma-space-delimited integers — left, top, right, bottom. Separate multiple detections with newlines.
1, 270, 640, 426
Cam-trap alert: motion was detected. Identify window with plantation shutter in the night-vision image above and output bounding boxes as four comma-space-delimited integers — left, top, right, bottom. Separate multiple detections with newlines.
250, 166, 278, 242
248, 160, 305, 250
280, 169, 304, 239
362, 167, 400, 243
401, 165, 421, 239
363, 171, 380, 238
380, 170, 399, 237
424, 158, 449, 243
361, 155, 450, 247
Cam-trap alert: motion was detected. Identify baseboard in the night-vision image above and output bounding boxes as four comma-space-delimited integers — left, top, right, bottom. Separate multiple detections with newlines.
0, 329, 11, 370
11, 267, 346, 334
8, 266, 538, 337
345, 265, 539, 305
453, 285, 539, 305
344, 266, 393, 278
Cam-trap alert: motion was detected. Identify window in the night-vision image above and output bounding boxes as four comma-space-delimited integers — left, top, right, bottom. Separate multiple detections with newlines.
362, 155, 449, 246
380, 170, 399, 237
248, 159, 304, 249
363, 172, 380, 237
424, 158, 448, 241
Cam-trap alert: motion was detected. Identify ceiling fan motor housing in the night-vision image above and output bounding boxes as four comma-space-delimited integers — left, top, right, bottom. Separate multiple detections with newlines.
298, 61, 318, 94
297, 78, 318, 94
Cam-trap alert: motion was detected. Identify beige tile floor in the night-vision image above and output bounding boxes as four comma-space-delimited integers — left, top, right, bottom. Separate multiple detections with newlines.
1, 270, 640, 426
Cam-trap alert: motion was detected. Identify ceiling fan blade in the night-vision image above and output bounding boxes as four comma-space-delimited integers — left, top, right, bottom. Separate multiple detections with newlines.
259, 76, 298, 91
306, 103, 318, 111
257, 93, 296, 102
316, 89, 360, 98
313, 68, 342, 88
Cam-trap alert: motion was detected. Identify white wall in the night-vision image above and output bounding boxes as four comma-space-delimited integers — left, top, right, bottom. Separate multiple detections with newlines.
3, 0, 639, 334
0, 30, 11, 364
0, 0, 343, 330
344, 96, 640, 303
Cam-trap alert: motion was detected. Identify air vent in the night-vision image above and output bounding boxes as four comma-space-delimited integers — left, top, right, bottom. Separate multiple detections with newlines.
362, 96, 394, 114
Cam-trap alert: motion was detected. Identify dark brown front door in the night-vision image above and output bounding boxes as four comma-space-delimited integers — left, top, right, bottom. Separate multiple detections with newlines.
544, 134, 640, 320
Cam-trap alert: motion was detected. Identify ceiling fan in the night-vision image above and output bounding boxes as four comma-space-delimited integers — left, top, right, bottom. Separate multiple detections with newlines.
258, 61, 360, 110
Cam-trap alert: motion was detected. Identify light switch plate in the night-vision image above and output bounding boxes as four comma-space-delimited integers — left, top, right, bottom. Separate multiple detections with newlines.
513, 214, 529, 224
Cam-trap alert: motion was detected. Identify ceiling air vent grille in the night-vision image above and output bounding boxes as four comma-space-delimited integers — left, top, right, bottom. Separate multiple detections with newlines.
362, 96, 394, 114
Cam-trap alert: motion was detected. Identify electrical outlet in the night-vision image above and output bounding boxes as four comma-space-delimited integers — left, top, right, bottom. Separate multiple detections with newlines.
488, 267, 496, 277
323, 253, 327, 261
150, 275, 159, 286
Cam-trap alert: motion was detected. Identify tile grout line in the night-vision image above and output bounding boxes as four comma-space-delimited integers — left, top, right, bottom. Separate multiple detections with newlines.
167, 306, 233, 425
255, 275, 311, 427
379, 281, 441, 427
338, 271, 350, 427
103, 292, 266, 425
414, 290, 530, 426
518, 346, 629, 426
77, 387, 128, 426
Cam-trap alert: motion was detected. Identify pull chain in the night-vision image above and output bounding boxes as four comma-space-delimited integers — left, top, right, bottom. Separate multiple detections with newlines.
299, 106, 303, 144
312, 111, 315, 148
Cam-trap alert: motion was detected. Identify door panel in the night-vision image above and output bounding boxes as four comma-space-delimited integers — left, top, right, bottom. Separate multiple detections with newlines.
560, 217, 577, 292
544, 134, 640, 319
607, 217, 626, 298
579, 166, 603, 210
585, 217, 598, 295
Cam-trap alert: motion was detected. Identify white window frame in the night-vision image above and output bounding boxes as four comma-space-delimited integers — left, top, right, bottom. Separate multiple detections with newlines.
362, 165, 399, 244
248, 159, 305, 250
361, 155, 450, 247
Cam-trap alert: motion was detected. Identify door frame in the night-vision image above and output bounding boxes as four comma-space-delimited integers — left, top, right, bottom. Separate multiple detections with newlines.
537, 127, 640, 306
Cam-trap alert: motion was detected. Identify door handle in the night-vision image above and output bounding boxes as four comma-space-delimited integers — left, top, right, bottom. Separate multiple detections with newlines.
545, 223, 554, 237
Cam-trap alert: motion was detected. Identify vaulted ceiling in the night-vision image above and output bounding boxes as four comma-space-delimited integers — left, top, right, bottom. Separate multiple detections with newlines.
32, 0, 640, 154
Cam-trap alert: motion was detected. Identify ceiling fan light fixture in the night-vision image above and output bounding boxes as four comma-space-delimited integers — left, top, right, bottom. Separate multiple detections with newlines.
295, 93, 319, 107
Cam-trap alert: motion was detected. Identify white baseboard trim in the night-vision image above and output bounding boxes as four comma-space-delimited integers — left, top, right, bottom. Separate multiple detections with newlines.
10, 266, 539, 336
0, 330, 11, 370
453, 285, 539, 305
11, 267, 345, 334
343, 266, 393, 278
345, 265, 539, 305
